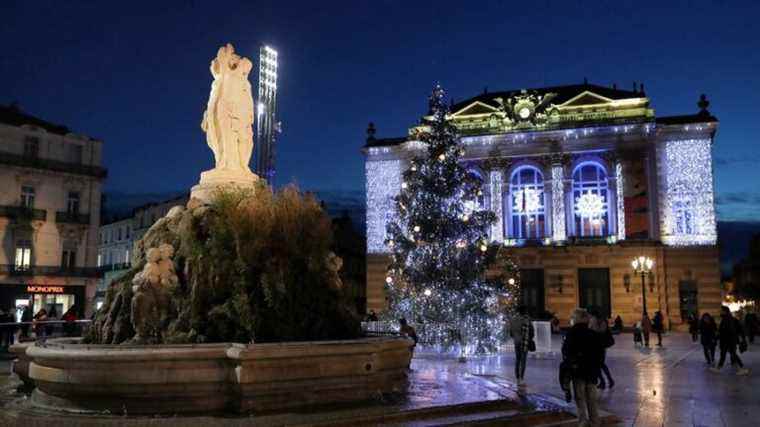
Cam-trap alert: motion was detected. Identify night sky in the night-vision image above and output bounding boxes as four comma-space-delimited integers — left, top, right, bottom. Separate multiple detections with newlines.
2, 1, 759, 221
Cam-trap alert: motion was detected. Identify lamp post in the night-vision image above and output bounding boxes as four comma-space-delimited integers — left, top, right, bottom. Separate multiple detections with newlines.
631, 256, 654, 316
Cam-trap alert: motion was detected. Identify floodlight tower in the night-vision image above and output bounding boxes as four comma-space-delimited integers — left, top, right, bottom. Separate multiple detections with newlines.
255, 45, 279, 183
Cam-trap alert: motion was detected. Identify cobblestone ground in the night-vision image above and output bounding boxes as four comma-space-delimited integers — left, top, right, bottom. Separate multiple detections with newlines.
413, 332, 760, 427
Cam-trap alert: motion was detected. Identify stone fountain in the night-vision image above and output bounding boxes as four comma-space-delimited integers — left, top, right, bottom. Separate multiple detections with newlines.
5, 43, 413, 420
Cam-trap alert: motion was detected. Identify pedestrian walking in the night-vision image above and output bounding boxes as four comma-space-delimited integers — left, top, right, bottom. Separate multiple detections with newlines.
699, 312, 718, 366
612, 315, 623, 334
641, 313, 652, 347
20, 305, 32, 339
46, 305, 58, 337
509, 305, 534, 385
711, 306, 750, 376
652, 311, 664, 347
633, 321, 643, 346
33, 308, 48, 341
745, 312, 758, 344
688, 313, 699, 342
562, 308, 603, 427
590, 310, 615, 389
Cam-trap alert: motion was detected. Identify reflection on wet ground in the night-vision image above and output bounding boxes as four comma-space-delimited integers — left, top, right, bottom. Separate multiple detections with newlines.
1, 333, 757, 426
410, 332, 759, 427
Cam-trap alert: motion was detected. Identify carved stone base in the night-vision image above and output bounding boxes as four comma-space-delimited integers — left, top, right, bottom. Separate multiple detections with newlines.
190, 168, 259, 203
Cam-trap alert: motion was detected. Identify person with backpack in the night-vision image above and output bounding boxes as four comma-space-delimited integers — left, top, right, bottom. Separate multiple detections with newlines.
711, 306, 750, 376
562, 308, 603, 427
590, 310, 615, 389
509, 306, 534, 386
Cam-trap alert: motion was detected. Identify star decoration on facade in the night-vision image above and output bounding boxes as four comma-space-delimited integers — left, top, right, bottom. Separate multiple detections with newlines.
575, 192, 605, 218
513, 188, 542, 213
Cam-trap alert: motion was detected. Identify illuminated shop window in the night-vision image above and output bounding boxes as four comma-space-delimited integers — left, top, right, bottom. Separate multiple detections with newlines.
507, 166, 546, 239
572, 162, 611, 237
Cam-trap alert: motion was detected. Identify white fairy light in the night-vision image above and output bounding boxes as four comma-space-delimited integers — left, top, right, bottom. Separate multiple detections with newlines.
513, 188, 542, 213
413, 225, 421, 232
366, 159, 403, 253
423, 288, 432, 296
615, 162, 626, 241
659, 138, 717, 246
551, 165, 566, 241
575, 192, 605, 218
489, 170, 504, 242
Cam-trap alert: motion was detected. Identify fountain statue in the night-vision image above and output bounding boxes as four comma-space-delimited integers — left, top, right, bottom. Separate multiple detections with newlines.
191, 43, 258, 202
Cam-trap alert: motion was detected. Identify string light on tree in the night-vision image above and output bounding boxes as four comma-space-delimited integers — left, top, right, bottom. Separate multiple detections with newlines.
383, 84, 519, 355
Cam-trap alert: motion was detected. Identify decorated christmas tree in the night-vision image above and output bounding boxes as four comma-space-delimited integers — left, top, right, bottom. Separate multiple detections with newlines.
384, 85, 517, 355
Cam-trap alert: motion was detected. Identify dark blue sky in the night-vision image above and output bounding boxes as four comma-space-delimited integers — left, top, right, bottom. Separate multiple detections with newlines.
2, 1, 759, 221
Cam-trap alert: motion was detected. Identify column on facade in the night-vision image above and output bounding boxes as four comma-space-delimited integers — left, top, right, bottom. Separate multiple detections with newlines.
615, 159, 626, 241
550, 163, 566, 242
488, 169, 504, 242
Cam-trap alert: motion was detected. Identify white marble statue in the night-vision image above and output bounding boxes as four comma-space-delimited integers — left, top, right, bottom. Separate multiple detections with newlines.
191, 43, 258, 202
202, 43, 254, 172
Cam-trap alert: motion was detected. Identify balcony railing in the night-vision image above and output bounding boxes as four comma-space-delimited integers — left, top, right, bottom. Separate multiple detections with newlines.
98, 262, 131, 272
0, 205, 47, 221
55, 211, 90, 225
0, 151, 107, 179
0, 265, 101, 278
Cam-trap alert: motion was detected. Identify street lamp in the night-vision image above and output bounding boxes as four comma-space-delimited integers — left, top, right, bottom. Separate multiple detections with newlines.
631, 256, 654, 316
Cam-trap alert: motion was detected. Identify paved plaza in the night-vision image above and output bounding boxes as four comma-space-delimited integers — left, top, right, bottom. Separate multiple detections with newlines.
412, 332, 760, 427
1, 332, 758, 426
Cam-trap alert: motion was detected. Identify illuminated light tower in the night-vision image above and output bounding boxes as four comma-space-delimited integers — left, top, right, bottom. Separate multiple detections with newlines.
255, 45, 279, 183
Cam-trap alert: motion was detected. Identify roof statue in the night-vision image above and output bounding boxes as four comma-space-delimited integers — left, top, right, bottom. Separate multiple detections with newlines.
191, 43, 258, 203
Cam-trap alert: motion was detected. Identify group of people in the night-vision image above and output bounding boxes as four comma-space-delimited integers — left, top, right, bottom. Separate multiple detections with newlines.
0, 304, 81, 348
632, 311, 665, 347
694, 307, 751, 375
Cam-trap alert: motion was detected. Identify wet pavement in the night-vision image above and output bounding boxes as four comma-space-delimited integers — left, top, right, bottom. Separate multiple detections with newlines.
1, 333, 757, 426
411, 332, 760, 427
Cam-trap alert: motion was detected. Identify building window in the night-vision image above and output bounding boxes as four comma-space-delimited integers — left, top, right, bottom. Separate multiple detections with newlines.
673, 200, 695, 235
68, 144, 83, 164
125, 225, 131, 239
463, 170, 486, 213
117, 227, 122, 241
14, 240, 32, 270
62, 247, 77, 269
23, 137, 39, 158
20, 186, 35, 208
507, 166, 546, 239
572, 162, 611, 237
67, 191, 80, 214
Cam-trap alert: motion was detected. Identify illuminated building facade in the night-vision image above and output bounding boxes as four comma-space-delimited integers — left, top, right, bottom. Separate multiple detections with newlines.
0, 105, 105, 319
364, 84, 720, 327
254, 45, 279, 183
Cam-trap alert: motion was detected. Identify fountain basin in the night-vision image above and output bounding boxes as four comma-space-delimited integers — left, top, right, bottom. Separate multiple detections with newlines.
24, 337, 413, 415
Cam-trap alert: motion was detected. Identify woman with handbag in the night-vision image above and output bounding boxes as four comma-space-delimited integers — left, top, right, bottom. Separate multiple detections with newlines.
509, 305, 534, 385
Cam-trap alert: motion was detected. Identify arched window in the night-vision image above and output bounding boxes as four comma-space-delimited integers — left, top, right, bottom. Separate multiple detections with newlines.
508, 166, 546, 239
463, 169, 486, 214
572, 162, 611, 237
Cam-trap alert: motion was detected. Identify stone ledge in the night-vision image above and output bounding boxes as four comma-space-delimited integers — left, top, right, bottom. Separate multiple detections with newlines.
22, 337, 413, 415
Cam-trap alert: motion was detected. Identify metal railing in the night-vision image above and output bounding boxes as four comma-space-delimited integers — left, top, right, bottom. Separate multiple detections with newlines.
0, 205, 47, 221
55, 211, 90, 225
0, 264, 101, 278
0, 319, 93, 345
0, 151, 107, 179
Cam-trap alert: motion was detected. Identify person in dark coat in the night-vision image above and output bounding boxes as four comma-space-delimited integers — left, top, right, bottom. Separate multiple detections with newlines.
20, 305, 32, 339
711, 306, 749, 376
688, 314, 699, 342
652, 311, 664, 347
699, 312, 718, 366
562, 308, 603, 427
641, 313, 652, 347
745, 312, 758, 344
